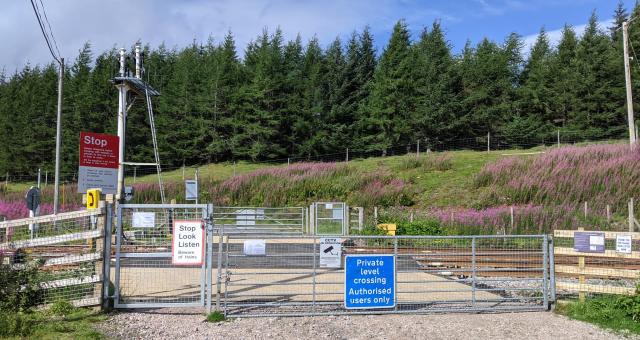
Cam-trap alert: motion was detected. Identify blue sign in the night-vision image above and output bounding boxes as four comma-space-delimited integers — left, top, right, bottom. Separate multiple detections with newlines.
574, 232, 605, 253
344, 254, 396, 309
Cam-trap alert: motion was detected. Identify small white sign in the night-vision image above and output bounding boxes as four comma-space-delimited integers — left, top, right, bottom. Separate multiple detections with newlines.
243, 239, 266, 256
132, 212, 155, 228
172, 220, 204, 265
617, 235, 633, 254
320, 237, 342, 268
325, 203, 333, 210
185, 180, 198, 200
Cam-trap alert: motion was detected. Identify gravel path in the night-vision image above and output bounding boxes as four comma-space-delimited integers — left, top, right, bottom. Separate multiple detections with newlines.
97, 309, 635, 340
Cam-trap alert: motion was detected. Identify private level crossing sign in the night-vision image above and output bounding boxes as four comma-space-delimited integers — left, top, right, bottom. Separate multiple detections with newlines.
77, 132, 119, 194
344, 254, 396, 309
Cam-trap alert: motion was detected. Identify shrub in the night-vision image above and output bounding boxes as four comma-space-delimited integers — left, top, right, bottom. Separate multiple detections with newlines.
49, 300, 76, 316
396, 219, 443, 236
0, 260, 42, 312
206, 311, 226, 323
0, 312, 37, 337
617, 286, 640, 321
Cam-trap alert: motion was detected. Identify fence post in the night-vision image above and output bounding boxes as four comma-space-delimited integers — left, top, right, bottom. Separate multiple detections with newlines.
584, 202, 588, 219
557, 129, 560, 148
216, 219, 224, 312
471, 237, 476, 306
606, 205, 611, 223
629, 198, 635, 232
410, 212, 414, 223
549, 236, 556, 305
312, 237, 317, 312
417, 140, 420, 157
102, 201, 113, 310
510, 206, 514, 233
578, 227, 585, 302
37, 168, 41, 188
543, 234, 549, 310
374, 207, 378, 225
487, 132, 490, 153
358, 207, 364, 231
394, 237, 398, 311
206, 204, 214, 313
346, 148, 349, 162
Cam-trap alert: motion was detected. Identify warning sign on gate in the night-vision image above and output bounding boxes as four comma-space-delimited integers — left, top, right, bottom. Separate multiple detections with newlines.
172, 220, 204, 266
344, 254, 396, 309
320, 237, 341, 268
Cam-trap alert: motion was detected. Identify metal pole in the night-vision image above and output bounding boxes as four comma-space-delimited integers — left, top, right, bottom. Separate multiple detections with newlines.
45, 171, 48, 187
557, 129, 560, 148
471, 237, 476, 306
216, 206, 223, 311
417, 140, 420, 157
312, 237, 317, 312
548, 236, 556, 305
53, 58, 64, 214
206, 205, 214, 313
102, 202, 113, 309
37, 168, 41, 189
346, 148, 349, 162
116, 48, 127, 202
135, 44, 141, 79
623, 21, 637, 146
543, 234, 549, 310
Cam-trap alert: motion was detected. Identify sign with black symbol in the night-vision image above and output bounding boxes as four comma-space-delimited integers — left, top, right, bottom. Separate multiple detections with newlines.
320, 237, 342, 268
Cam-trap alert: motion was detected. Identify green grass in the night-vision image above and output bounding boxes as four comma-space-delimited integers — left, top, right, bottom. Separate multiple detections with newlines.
206, 311, 226, 323
1, 307, 107, 339
556, 296, 640, 335
125, 150, 513, 209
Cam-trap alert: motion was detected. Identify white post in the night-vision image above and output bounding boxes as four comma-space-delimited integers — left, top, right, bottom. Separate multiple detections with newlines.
45, 171, 48, 187
133, 166, 137, 183
182, 163, 185, 180
4, 172, 7, 188
358, 207, 364, 231
623, 21, 637, 146
37, 168, 41, 189
417, 140, 420, 157
557, 129, 560, 148
346, 148, 349, 162
53, 58, 64, 214
606, 204, 611, 223
374, 206, 378, 224
510, 206, 514, 231
487, 132, 490, 153
116, 48, 127, 202
584, 201, 588, 219
287, 158, 290, 166
233, 161, 236, 176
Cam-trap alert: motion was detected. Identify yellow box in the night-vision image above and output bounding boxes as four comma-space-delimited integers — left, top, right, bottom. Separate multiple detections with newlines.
377, 223, 397, 236
86, 188, 101, 210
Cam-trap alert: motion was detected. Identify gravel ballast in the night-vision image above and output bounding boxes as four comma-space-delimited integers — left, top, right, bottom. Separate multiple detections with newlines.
97, 309, 633, 339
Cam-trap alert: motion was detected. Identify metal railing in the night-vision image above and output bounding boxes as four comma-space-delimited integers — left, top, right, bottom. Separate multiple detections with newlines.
212, 206, 306, 235
221, 234, 552, 317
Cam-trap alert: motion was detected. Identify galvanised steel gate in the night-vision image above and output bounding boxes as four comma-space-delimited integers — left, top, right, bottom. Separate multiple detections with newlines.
221, 234, 553, 317
113, 204, 213, 308
212, 207, 306, 235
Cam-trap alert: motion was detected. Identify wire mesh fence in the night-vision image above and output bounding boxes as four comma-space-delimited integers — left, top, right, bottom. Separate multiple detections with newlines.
113, 204, 211, 308
212, 207, 306, 235
0, 208, 108, 307
221, 234, 552, 317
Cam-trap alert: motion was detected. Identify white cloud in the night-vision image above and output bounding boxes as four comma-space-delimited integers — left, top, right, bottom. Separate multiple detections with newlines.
0, 0, 459, 72
522, 19, 614, 57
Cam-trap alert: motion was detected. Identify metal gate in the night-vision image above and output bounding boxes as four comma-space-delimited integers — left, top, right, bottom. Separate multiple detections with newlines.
212, 207, 306, 235
113, 203, 212, 308
313, 202, 347, 235
222, 234, 553, 317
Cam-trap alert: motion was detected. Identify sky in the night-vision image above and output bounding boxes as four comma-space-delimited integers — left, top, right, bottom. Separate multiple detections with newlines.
0, 0, 634, 72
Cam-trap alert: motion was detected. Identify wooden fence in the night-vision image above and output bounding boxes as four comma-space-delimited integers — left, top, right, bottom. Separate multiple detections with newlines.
554, 229, 640, 300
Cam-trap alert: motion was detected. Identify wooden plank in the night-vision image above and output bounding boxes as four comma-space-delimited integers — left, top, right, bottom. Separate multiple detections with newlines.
556, 265, 640, 279
554, 247, 640, 259
0, 230, 102, 250
554, 229, 640, 240
557, 282, 635, 295
44, 252, 101, 266
39, 274, 101, 289
0, 208, 103, 229
71, 297, 101, 307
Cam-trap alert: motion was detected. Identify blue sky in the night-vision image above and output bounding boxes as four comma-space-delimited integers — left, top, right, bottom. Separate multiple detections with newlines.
0, 0, 634, 72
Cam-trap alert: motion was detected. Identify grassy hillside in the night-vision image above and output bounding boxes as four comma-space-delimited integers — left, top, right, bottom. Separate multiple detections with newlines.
1, 142, 637, 234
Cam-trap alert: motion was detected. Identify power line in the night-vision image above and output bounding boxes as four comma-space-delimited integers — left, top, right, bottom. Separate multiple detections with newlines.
29, 0, 60, 63
37, 0, 61, 58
